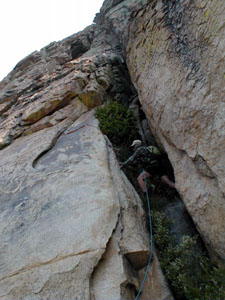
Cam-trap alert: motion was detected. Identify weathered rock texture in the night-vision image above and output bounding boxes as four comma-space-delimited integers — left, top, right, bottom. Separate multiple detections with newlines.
0, 1, 174, 298
0, 22, 134, 149
126, 0, 225, 262
0, 112, 173, 299
0, 0, 224, 298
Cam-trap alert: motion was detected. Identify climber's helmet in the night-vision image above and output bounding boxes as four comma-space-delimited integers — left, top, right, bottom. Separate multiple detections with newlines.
130, 140, 142, 149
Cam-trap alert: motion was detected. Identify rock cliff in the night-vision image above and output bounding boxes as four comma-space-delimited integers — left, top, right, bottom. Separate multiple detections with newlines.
1, 111, 173, 299
0, 1, 173, 298
126, 0, 225, 262
0, 0, 224, 298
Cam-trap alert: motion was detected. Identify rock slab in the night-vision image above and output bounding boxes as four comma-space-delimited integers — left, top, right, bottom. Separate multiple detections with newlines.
126, 0, 225, 261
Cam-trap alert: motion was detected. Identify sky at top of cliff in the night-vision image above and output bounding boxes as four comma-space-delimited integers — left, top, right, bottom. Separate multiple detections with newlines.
0, 0, 104, 81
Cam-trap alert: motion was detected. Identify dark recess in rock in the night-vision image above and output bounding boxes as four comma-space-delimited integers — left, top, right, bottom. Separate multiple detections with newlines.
71, 41, 89, 59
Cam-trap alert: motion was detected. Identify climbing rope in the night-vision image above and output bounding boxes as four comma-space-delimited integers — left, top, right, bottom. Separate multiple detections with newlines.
63, 77, 153, 298
135, 170, 153, 300
65, 98, 153, 298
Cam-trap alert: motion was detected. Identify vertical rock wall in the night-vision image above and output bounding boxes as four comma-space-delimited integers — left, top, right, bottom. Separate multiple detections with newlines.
0, 111, 173, 299
127, 0, 225, 261
0, 2, 174, 297
1, 0, 225, 297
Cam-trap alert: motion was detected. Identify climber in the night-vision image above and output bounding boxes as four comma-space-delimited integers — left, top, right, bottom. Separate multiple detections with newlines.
120, 140, 176, 193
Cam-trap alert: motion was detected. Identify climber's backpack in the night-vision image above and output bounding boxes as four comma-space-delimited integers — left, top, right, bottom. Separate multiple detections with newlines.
146, 146, 161, 167
147, 146, 161, 156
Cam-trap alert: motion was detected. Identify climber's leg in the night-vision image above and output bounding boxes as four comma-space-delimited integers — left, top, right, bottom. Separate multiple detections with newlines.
161, 175, 175, 189
138, 171, 150, 193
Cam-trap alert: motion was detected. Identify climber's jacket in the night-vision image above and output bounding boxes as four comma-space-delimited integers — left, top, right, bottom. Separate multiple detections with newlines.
121, 146, 161, 168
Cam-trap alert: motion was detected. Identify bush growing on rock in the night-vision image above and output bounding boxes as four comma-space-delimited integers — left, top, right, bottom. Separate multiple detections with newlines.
95, 101, 138, 146
151, 210, 225, 300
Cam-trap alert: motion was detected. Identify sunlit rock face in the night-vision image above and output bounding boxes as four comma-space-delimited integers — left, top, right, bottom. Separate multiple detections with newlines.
0, 1, 173, 298
0, 112, 157, 299
126, 0, 225, 261
0, 20, 135, 150
0, 109, 172, 299
0, 0, 224, 298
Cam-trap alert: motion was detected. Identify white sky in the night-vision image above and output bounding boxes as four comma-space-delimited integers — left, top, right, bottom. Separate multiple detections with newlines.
0, 0, 104, 81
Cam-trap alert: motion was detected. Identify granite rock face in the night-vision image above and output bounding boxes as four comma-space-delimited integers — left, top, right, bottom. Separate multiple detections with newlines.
0, 1, 173, 298
0, 112, 173, 299
126, 0, 225, 261
0, 22, 134, 150
0, 0, 224, 298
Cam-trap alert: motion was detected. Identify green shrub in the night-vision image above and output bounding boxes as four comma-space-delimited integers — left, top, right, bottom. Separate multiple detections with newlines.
95, 101, 138, 145
151, 210, 225, 300
184, 263, 225, 300
151, 210, 172, 250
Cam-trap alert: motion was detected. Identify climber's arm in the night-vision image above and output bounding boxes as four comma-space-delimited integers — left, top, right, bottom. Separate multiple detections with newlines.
121, 147, 143, 168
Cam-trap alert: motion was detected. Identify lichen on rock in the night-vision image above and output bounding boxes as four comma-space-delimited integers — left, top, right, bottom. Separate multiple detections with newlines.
126, 0, 225, 263
0, 0, 224, 298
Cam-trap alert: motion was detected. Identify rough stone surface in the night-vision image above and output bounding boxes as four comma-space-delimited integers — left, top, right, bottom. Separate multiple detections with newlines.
1, 0, 224, 297
0, 22, 133, 150
127, 0, 225, 261
1, 3, 170, 296
138, 248, 174, 300
0, 112, 152, 299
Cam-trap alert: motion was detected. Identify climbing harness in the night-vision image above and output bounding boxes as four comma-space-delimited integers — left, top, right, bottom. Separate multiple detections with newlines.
135, 170, 153, 300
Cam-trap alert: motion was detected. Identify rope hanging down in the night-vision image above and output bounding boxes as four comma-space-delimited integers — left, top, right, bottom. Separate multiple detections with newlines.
135, 170, 153, 300
65, 89, 153, 298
